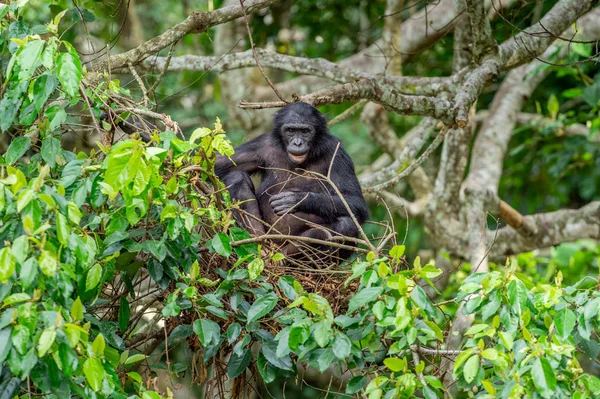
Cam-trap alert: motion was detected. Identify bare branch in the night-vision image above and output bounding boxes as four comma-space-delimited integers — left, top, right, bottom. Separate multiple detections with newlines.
239, 79, 455, 123
87, 0, 277, 72
143, 48, 458, 96
490, 201, 600, 258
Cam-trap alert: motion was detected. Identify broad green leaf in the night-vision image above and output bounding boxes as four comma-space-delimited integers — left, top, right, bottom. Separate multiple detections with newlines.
71, 297, 84, 321
389, 245, 405, 261
59, 343, 78, 377
313, 320, 333, 347
3, 293, 30, 306
56, 51, 82, 97
5, 137, 31, 165
531, 357, 556, 398
499, 331, 514, 350
38, 328, 56, 357
56, 212, 70, 244
288, 324, 310, 351
193, 319, 220, 347
33, 74, 58, 112
463, 355, 479, 384
453, 347, 476, 373
348, 287, 383, 313
0, 329, 12, 363
41, 137, 61, 168
383, 357, 404, 372
332, 333, 352, 359
211, 233, 232, 258
227, 322, 242, 344
256, 353, 277, 384
507, 279, 528, 315
247, 294, 278, 323
92, 334, 106, 356
481, 348, 498, 360
346, 376, 367, 394
38, 251, 57, 276
83, 358, 105, 392
227, 348, 252, 378
0, 247, 15, 282
11, 324, 30, 354
247, 257, 264, 281
16, 40, 44, 80
411, 285, 436, 315
119, 297, 130, 332
554, 307, 576, 341
86, 263, 103, 291
124, 354, 147, 365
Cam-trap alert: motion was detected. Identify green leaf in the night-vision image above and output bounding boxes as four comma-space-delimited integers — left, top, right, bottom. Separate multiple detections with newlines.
227, 322, 242, 344
256, 353, 277, 384
463, 354, 479, 384
227, 348, 252, 378
41, 137, 61, 168
59, 343, 78, 377
247, 294, 278, 323
56, 51, 82, 98
0, 329, 12, 363
119, 296, 130, 332
453, 347, 476, 373
38, 250, 57, 276
313, 320, 333, 347
554, 307, 576, 341
38, 328, 56, 357
16, 40, 44, 80
193, 319, 220, 347
332, 333, 352, 359
348, 287, 383, 313
316, 348, 335, 372
0, 247, 16, 282
124, 354, 147, 365
531, 357, 556, 398
68, 201, 82, 225
247, 257, 264, 281
92, 334, 105, 356
83, 358, 105, 392
212, 233, 232, 257
56, 212, 70, 244
288, 324, 310, 351
383, 357, 404, 372
547, 94, 559, 120
411, 285, 436, 315
86, 263, 103, 291
11, 324, 30, 354
33, 74, 58, 112
346, 376, 367, 394
5, 137, 31, 165
389, 245, 405, 261
71, 297, 84, 321
507, 279, 528, 315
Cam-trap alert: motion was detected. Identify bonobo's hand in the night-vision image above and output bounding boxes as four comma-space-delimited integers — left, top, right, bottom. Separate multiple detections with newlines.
269, 191, 308, 216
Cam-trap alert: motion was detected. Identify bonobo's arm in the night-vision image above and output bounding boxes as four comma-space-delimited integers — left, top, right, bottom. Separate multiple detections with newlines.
270, 146, 368, 225
215, 135, 268, 235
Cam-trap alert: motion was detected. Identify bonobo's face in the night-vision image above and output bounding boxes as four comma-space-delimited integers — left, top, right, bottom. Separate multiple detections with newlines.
274, 102, 326, 165
281, 123, 315, 164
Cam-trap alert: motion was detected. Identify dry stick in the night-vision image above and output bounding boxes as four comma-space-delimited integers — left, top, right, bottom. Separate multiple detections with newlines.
328, 99, 368, 127
148, 43, 176, 96
231, 234, 369, 254
239, 0, 288, 103
79, 84, 105, 144
363, 124, 450, 193
128, 62, 150, 106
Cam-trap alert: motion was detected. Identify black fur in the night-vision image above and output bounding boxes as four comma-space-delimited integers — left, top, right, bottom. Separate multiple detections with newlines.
215, 102, 368, 259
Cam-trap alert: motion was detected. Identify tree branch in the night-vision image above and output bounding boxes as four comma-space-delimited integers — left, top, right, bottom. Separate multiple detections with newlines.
87, 0, 277, 72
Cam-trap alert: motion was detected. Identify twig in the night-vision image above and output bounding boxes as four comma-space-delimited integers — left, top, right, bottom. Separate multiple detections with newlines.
239, 0, 288, 103
363, 124, 450, 193
148, 43, 176, 96
128, 63, 150, 106
328, 100, 368, 126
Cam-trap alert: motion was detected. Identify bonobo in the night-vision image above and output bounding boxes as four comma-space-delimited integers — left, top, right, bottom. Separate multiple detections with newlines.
215, 102, 368, 259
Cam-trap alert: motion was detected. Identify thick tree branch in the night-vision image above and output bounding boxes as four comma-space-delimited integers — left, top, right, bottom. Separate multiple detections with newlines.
239, 79, 455, 123
490, 202, 600, 258
144, 49, 458, 96
88, 0, 277, 72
